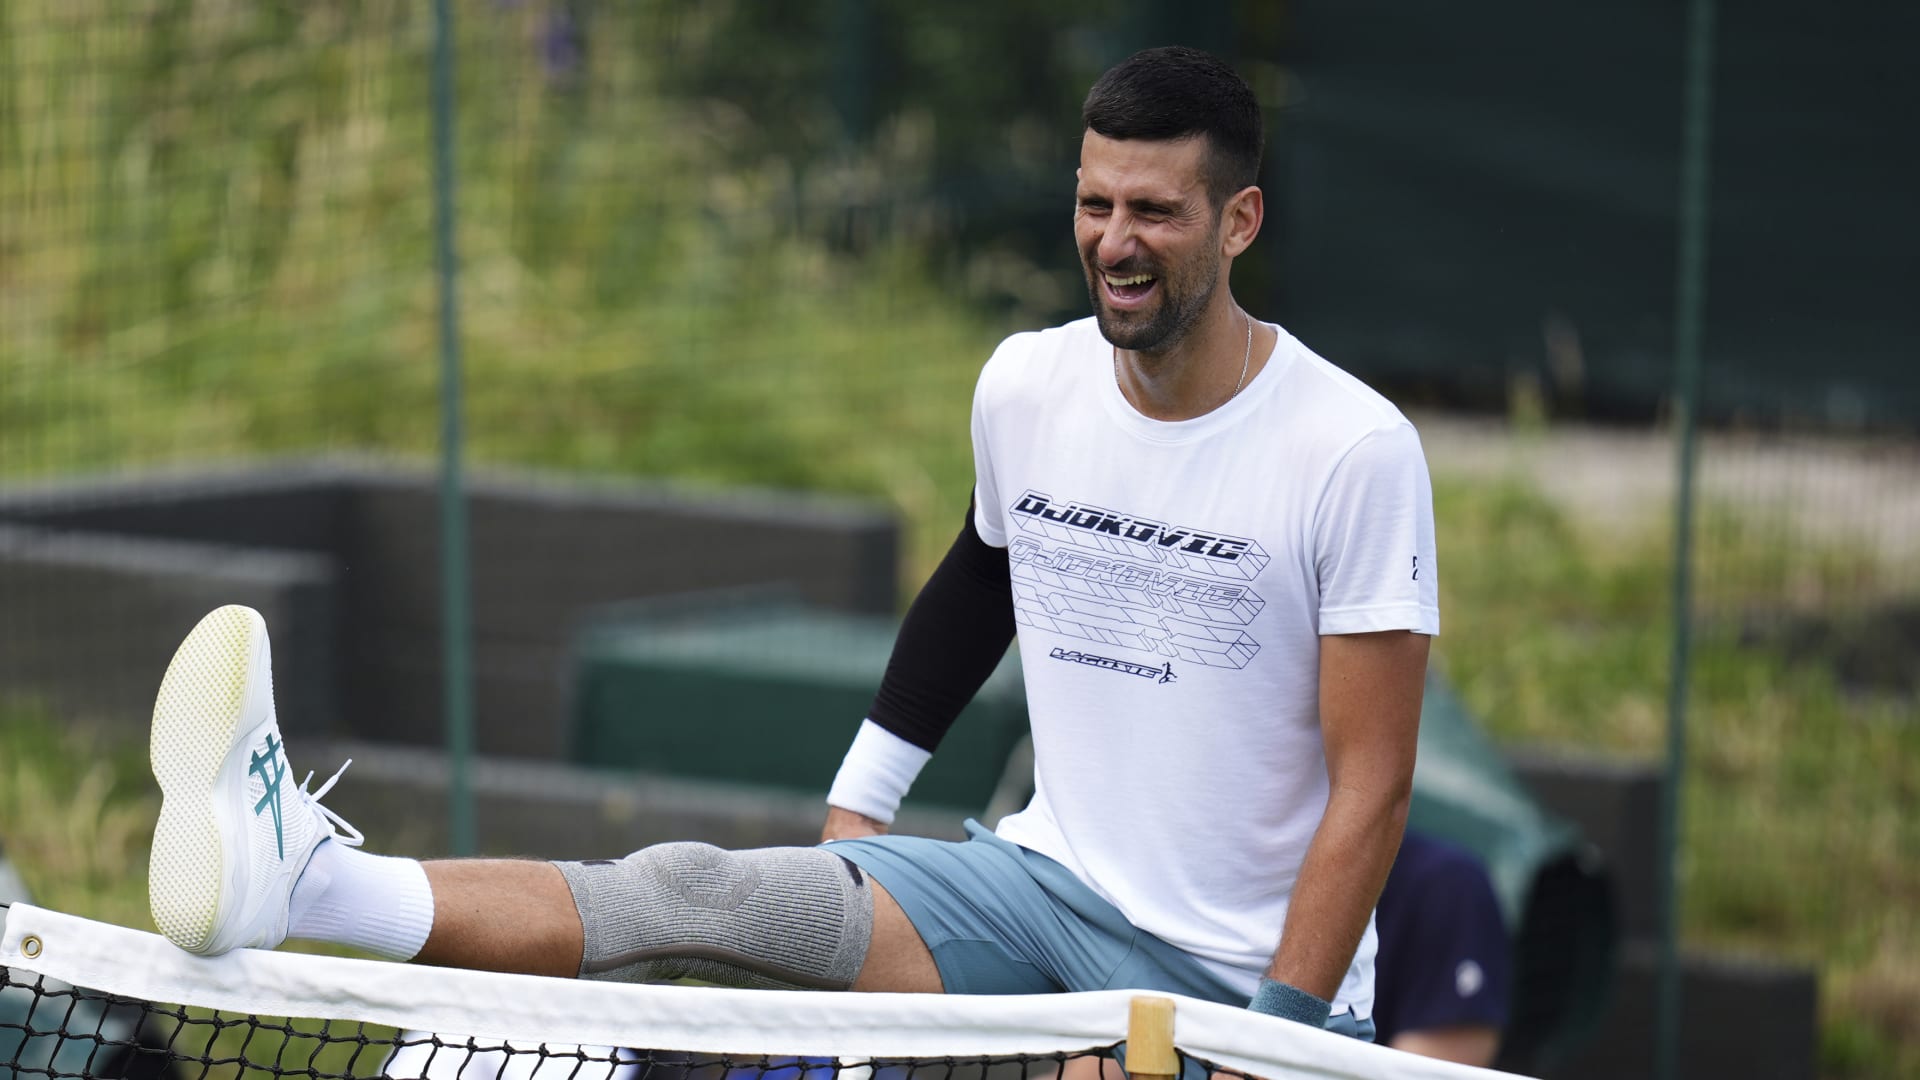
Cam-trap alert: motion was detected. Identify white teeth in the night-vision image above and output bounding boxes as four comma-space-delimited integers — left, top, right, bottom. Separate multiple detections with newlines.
1104, 272, 1154, 287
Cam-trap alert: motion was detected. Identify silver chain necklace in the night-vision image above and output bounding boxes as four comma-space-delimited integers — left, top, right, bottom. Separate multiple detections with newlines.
1113, 309, 1254, 411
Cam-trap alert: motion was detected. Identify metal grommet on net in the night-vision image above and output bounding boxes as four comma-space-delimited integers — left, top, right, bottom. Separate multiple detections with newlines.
20, 935, 42, 960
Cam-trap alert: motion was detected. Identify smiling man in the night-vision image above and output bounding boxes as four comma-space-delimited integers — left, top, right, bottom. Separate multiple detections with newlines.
819, 45, 1439, 1038
142, 47, 1436, 1048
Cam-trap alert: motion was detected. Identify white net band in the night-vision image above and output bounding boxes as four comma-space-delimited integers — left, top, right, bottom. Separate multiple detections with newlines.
2, 904, 1519, 1080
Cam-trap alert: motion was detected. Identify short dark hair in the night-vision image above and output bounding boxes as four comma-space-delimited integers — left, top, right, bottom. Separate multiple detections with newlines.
1081, 46, 1263, 207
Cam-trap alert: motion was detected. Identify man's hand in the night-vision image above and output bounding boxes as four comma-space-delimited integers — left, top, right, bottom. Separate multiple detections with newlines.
821, 805, 890, 842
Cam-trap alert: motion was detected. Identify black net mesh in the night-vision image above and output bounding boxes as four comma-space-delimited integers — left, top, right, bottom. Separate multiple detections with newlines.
1, 960, 1173, 1080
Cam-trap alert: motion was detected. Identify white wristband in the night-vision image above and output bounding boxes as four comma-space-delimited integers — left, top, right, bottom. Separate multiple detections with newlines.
826, 719, 933, 824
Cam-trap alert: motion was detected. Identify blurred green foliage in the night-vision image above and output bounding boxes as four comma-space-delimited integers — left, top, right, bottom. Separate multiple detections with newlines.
0, 0, 1084, 571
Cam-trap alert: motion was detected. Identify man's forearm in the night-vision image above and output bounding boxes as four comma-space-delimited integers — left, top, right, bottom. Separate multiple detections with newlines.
1266, 778, 1411, 1001
1262, 628, 1427, 1008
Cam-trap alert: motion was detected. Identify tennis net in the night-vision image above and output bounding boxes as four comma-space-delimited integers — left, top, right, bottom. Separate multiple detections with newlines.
2, 903, 1512, 1080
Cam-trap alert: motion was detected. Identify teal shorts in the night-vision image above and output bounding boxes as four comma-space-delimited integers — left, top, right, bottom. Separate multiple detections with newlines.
826, 820, 1374, 1041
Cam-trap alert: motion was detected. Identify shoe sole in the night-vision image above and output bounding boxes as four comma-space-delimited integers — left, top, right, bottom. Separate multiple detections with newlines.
148, 605, 269, 954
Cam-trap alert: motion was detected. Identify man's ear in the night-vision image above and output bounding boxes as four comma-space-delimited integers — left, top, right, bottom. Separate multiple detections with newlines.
1221, 186, 1264, 258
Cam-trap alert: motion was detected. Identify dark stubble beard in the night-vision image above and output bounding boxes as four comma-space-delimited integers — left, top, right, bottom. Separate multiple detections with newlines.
1083, 227, 1224, 354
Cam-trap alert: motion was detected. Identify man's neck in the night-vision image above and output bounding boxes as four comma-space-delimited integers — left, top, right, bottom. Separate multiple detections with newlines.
1115, 303, 1266, 421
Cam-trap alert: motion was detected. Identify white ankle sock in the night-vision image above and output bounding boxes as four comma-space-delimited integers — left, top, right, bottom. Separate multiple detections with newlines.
287, 840, 435, 961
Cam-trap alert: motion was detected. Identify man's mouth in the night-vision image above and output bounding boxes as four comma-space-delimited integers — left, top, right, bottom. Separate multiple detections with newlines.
1102, 270, 1157, 304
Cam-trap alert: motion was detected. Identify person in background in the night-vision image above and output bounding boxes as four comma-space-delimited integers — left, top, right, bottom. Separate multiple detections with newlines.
1371, 830, 1511, 1066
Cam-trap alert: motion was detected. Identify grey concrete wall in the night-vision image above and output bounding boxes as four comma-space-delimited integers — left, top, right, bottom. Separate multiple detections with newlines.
0, 524, 338, 740
0, 462, 351, 553
338, 469, 899, 755
0, 460, 898, 760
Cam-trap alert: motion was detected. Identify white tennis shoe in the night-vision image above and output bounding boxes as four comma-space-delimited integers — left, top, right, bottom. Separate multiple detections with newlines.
148, 604, 362, 956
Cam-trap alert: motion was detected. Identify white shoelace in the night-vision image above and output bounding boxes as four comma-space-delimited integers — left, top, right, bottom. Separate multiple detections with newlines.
298, 759, 367, 848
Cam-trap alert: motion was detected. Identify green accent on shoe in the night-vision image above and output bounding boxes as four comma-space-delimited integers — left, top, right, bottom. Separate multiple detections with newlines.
250, 733, 287, 859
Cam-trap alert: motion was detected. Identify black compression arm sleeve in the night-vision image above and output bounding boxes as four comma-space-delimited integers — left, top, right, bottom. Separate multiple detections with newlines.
866, 502, 1016, 753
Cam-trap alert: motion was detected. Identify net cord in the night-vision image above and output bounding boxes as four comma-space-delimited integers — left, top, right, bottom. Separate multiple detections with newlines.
3, 904, 1517, 1079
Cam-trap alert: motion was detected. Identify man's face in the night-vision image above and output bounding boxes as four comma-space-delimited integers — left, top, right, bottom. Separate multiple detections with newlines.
1074, 131, 1224, 353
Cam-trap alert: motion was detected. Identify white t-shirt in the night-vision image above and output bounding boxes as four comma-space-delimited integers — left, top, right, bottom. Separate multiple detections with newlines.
974, 317, 1440, 1018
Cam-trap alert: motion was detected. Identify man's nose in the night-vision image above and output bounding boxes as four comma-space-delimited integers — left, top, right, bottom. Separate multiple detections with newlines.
1096, 212, 1139, 268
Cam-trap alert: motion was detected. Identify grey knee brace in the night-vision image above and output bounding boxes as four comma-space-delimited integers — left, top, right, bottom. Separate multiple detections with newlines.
555, 843, 874, 990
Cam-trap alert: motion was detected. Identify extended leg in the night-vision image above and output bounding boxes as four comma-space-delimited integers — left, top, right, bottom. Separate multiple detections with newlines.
413, 859, 581, 978
410, 846, 942, 992
147, 605, 940, 992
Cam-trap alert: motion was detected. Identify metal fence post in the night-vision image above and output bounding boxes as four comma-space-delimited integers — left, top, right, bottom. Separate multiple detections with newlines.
1659, 0, 1718, 1075
431, 0, 475, 857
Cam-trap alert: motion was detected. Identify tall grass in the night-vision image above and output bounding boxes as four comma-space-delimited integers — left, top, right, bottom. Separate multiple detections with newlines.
1, 0, 999, 571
